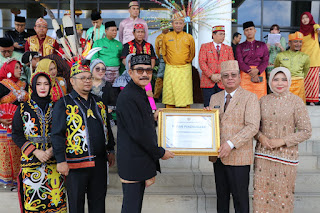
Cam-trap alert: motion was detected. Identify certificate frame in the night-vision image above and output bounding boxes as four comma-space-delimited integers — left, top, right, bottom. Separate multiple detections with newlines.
158, 108, 220, 156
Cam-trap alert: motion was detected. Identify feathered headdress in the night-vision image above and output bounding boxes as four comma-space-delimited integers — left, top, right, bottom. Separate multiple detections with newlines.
145, 0, 236, 35
38, 2, 102, 74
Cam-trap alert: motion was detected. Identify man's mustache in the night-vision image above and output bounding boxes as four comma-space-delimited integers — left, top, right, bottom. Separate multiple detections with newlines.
139, 77, 150, 80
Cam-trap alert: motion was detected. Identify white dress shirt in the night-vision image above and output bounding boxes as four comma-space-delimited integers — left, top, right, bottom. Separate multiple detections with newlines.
213, 41, 221, 50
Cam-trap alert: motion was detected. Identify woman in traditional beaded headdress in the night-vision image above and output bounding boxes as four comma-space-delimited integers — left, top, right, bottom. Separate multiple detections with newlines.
12, 69, 67, 212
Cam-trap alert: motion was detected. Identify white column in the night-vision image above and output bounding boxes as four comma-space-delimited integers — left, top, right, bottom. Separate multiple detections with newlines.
311, 1, 320, 24
192, 0, 232, 72
1, 9, 12, 37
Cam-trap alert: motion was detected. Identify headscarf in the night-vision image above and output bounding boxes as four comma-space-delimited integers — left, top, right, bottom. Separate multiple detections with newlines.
36, 58, 57, 81
30, 70, 52, 111
90, 59, 106, 72
268, 67, 291, 95
300, 12, 316, 39
0, 59, 21, 83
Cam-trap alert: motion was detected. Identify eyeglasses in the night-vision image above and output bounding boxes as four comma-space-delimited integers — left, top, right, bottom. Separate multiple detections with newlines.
95, 67, 106, 73
133, 68, 154, 75
1, 50, 13, 54
36, 25, 47, 29
72, 76, 93, 82
221, 73, 239, 79
15, 24, 25, 27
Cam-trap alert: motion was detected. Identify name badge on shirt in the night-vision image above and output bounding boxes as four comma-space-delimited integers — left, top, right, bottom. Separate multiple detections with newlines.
168, 39, 174, 41
282, 58, 289, 61
208, 51, 214, 53
243, 48, 250, 52
103, 46, 108, 49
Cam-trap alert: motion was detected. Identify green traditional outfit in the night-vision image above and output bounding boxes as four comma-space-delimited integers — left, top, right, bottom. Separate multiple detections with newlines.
92, 37, 123, 83
274, 50, 310, 102
265, 36, 286, 93
267, 37, 286, 65
92, 37, 122, 66
0, 51, 23, 68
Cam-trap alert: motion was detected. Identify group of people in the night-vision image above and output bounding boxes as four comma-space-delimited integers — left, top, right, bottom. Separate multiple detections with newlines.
0, 0, 317, 212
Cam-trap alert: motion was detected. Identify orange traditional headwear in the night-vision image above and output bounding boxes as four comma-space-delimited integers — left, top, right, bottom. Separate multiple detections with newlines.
35, 18, 47, 27
129, 1, 139, 8
288, 31, 304, 41
213, 25, 225, 33
134, 24, 144, 30
220, 60, 239, 74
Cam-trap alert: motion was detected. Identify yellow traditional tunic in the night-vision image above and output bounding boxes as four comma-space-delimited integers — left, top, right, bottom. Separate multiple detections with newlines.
155, 33, 165, 58
301, 24, 320, 102
301, 24, 320, 67
162, 31, 195, 107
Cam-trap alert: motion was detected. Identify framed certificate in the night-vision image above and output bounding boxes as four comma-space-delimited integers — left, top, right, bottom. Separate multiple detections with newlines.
158, 108, 220, 156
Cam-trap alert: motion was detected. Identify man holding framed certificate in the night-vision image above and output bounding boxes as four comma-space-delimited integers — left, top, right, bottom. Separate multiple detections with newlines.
208, 60, 260, 213
116, 54, 174, 213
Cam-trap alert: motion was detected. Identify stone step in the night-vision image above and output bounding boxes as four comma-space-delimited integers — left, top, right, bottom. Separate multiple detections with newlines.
1, 190, 319, 213
154, 155, 320, 173
108, 170, 320, 193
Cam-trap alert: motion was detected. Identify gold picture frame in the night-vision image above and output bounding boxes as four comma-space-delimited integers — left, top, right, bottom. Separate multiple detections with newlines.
158, 108, 220, 156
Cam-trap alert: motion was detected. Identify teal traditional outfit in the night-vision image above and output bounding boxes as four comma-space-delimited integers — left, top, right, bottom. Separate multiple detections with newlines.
265, 36, 286, 93
86, 25, 106, 42
0, 51, 23, 68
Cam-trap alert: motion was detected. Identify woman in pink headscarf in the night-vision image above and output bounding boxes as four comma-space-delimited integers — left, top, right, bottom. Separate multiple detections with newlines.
299, 12, 320, 105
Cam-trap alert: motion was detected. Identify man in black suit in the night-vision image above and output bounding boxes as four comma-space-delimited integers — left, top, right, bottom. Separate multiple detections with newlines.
116, 54, 174, 213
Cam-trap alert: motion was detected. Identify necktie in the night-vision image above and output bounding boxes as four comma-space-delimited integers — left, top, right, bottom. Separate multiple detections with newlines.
224, 94, 232, 112
216, 45, 220, 58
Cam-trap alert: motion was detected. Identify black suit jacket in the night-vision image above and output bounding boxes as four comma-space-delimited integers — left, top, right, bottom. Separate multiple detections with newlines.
116, 80, 165, 181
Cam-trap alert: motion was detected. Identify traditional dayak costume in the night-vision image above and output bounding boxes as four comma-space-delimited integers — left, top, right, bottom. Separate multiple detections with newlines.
12, 70, 67, 213
51, 62, 115, 213
236, 21, 269, 99
0, 59, 28, 187
274, 32, 310, 103
92, 21, 123, 84
299, 12, 320, 103
25, 18, 59, 56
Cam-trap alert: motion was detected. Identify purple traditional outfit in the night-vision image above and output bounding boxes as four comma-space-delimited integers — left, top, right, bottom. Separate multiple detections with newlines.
236, 40, 269, 99
119, 17, 148, 44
